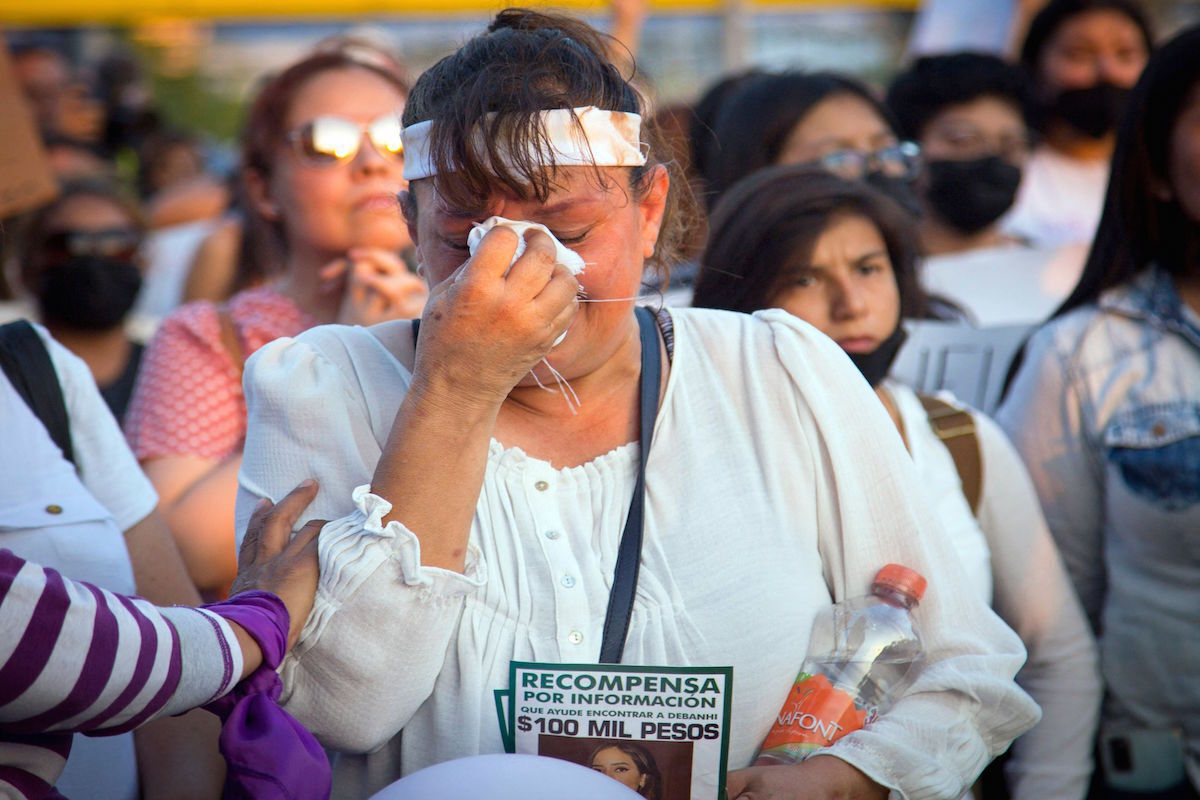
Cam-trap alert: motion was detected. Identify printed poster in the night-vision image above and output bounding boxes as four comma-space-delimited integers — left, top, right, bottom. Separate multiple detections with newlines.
497, 661, 732, 800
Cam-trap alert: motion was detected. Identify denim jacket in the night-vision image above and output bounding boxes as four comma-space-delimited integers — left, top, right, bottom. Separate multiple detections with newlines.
997, 265, 1200, 783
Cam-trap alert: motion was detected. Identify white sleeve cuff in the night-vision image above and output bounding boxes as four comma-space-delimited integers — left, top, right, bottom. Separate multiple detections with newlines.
298, 484, 486, 649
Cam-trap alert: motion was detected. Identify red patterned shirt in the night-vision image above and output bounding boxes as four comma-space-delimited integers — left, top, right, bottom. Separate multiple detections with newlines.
125, 286, 313, 461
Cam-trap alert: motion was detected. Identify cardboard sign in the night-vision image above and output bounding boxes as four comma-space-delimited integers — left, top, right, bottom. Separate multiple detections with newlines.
0, 33, 59, 218
497, 661, 733, 800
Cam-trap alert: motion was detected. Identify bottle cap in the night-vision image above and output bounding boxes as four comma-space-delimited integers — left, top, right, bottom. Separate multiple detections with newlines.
873, 564, 927, 602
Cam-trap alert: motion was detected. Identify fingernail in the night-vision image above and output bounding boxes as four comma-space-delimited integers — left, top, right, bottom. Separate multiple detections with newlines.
300, 479, 317, 489
256, 497, 270, 509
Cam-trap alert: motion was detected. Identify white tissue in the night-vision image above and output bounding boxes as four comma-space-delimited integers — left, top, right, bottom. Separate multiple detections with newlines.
465, 217, 584, 351
465, 216, 587, 276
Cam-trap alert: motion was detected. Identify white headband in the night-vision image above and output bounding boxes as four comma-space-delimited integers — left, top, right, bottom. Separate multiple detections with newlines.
402, 105, 647, 181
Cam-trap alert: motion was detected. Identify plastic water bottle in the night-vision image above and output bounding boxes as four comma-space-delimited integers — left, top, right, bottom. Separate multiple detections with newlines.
755, 564, 927, 764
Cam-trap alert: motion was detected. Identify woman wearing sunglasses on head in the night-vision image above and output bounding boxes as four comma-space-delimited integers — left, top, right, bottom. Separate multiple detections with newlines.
19, 179, 147, 424
125, 40, 428, 599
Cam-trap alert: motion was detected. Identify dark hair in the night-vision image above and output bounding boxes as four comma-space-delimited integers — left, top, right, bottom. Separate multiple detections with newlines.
1020, 0, 1153, 73
1055, 23, 1200, 317
693, 167, 926, 319
402, 9, 694, 276
18, 178, 143, 291
588, 741, 663, 800
886, 52, 1034, 141
687, 69, 765, 194
703, 71, 899, 211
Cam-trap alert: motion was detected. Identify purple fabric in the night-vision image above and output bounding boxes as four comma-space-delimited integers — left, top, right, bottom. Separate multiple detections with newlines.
0, 733, 70, 800
21, 584, 120, 732
204, 591, 330, 800
0, 568, 70, 706
80, 592, 175, 734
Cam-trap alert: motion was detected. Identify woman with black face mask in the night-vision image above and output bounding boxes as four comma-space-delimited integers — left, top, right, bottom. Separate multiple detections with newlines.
1006, 0, 1153, 249
887, 52, 1088, 326
20, 179, 147, 423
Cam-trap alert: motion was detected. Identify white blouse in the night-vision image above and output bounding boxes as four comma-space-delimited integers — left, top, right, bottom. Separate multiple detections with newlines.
236, 308, 1040, 800
888, 381, 1101, 800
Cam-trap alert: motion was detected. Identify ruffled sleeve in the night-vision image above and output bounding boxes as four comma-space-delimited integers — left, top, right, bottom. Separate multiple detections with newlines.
236, 326, 486, 753
753, 309, 1042, 800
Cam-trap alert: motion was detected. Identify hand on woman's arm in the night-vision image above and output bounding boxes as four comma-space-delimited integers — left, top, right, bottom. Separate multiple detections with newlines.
0, 481, 324, 799
227, 479, 324, 675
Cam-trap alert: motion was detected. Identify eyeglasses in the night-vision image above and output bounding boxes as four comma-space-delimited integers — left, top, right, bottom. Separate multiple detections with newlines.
286, 114, 404, 167
41, 228, 140, 265
804, 141, 922, 182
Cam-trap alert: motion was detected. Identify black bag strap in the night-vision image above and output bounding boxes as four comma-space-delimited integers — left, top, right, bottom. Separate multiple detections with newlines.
0, 320, 75, 465
599, 306, 662, 663
410, 309, 663, 664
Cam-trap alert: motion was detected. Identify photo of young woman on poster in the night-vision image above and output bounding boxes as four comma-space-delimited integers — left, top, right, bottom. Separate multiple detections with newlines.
589, 742, 664, 799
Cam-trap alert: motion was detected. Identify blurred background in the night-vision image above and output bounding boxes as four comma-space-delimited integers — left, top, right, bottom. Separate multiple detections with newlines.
4, 0, 1197, 175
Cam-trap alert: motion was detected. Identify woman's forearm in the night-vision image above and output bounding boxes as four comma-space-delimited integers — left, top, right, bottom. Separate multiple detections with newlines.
370, 374, 501, 572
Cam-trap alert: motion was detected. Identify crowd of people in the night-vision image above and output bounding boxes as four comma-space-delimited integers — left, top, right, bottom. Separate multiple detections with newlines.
1, 0, 1197, 798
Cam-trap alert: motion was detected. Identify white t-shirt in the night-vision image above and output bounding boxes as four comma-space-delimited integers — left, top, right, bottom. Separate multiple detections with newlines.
0, 324, 158, 800
921, 242, 1087, 327
887, 380, 1101, 799
1002, 146, 1110, 249
236, 307, 1041, 799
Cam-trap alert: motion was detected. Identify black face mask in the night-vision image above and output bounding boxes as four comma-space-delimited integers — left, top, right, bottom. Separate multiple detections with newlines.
1049, 82, 1130, 140
847, 324, 908, 388
37, 256, 142, 331
865, 171, 923, 218
925, 156, 1023, 235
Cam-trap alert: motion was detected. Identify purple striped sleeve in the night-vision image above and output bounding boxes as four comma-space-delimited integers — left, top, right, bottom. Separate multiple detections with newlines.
16, 584, 119, 732
0, 551, 16, 606
0, 732, 71, 800
0, 569, 71, 708
79, 593, 180, 734
198, 608, 237, 703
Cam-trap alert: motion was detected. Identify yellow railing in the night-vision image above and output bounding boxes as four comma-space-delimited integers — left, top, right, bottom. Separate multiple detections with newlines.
1, 0, 917, 27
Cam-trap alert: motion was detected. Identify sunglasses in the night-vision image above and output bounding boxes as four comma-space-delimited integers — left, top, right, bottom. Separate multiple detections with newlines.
287, 114, 404, 167
41, 228, 140, 265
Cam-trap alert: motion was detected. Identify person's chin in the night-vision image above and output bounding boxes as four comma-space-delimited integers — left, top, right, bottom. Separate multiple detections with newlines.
349, 222, 412, 252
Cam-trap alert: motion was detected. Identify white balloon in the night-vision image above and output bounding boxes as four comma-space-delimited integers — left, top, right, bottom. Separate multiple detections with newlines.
368, 753, 645, 800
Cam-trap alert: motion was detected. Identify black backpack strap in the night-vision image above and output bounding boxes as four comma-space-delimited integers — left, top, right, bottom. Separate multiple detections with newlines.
0, 320, 75, 465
